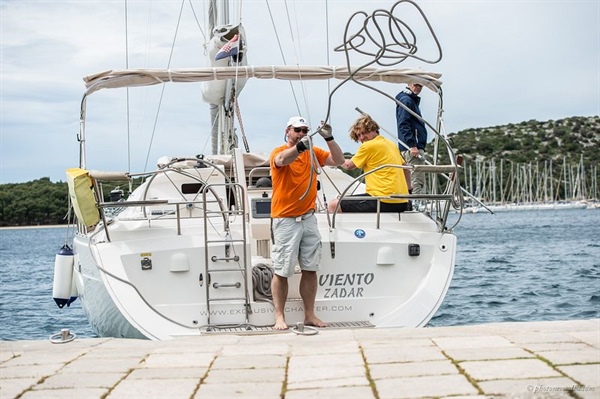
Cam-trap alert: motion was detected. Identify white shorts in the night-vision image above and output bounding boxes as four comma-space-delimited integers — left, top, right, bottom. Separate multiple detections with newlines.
271, 212, 322, 278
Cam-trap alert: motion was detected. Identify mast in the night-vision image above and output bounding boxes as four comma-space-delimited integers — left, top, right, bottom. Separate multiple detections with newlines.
208, 0, 222, 155
563, 156, 568, 200
549, 159, 553, 202
203, 0, 247, 155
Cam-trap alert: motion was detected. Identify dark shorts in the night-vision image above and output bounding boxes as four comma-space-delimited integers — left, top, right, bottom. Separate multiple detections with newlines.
339, 194, 408, 213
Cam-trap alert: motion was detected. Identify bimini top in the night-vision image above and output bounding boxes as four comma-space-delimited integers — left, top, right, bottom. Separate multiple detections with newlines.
83, 65, 442, 96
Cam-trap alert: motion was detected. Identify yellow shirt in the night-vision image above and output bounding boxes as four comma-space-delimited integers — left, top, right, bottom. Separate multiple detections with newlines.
351, 135, 408, 203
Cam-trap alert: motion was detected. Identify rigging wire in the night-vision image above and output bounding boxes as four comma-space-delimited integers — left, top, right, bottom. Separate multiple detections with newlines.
265, 0, 301, 115
230, 0, 250, 152
325, 0, 331, 99
315, 2, 463, 214
300, 0, 450, 206
320, 0, 332, 218
188, 0, 207, 44
321, 0, 443, 127
124, 0, 131, 175
143, 0, 186, 172
264, 0, 328, 201
188, 0, 213, 155
284, 0, 311, 120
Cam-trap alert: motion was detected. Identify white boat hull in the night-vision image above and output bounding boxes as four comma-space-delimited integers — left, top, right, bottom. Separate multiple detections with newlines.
73, 200, 455, 340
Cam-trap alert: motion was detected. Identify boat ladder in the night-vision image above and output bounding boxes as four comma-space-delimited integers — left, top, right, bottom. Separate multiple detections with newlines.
202, 182, 252, 329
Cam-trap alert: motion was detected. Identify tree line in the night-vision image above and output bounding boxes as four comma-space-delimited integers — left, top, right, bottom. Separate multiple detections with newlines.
0, 178, 69, 226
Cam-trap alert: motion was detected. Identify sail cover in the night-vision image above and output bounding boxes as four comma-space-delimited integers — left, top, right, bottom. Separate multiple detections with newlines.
83, 66, 442, 96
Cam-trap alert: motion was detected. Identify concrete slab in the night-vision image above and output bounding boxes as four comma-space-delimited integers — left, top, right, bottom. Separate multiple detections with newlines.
361, 345, 447, 363
375, 374, 478, 398
369, 359, 458, 379
556, 364, 600, 387
33, 372, 124, 390
539, 349, 600, 365
21, 388, 110, 399
460, 358, 561, 380
0, 318, 597, 399
285, 385, 375, 398
442, 346, 534, 361
106, 378, 199, 398
477, 377, 578, 397
193, 382, 282, 398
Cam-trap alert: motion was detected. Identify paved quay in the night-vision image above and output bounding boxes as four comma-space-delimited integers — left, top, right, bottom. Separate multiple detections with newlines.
1, 319, 598, 399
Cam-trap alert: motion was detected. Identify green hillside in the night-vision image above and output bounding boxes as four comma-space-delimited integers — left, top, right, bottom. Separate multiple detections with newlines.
446, 116, 599, 166
441, 115, 599, 203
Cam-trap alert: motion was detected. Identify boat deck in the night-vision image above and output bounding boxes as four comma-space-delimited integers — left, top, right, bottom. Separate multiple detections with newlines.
201, 320, 374, 334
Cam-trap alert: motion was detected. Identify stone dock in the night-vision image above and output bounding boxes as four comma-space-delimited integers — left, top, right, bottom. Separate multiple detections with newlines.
1, 319, 598, 399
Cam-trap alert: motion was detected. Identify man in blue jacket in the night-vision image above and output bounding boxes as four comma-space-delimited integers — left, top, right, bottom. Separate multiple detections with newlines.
395, 83, 428, 203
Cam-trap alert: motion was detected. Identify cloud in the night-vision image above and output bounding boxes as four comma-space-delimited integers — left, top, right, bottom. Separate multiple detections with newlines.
1, 0, 598, 183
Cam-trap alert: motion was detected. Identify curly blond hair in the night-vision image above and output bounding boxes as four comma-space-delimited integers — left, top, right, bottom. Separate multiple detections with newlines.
349, 114, 380, 142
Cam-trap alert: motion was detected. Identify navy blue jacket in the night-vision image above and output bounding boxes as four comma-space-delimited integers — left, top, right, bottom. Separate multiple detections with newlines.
395, 89, 427, 151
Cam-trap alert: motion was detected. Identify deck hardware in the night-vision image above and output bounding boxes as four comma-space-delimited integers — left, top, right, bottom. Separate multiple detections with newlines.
141, 257, 152, 270
291, 322, 319, 335
408, 243, 420, 257
211, 255, 240, 262
49, 328, 77, 344
213, 282, 241, 289
376, 246, 395, 265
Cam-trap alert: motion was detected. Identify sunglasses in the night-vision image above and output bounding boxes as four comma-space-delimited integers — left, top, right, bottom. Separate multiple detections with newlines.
293, 127, 309, 133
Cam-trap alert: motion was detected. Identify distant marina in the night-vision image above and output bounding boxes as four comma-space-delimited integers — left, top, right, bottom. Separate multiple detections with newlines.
463, 199, 598, 213
459, 154, 598, 213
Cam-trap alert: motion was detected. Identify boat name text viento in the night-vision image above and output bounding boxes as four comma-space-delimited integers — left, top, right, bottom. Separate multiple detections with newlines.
320, 273, 375, 298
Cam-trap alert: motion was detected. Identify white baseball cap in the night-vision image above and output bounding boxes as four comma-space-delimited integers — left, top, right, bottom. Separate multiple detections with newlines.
286, 116, 309, 129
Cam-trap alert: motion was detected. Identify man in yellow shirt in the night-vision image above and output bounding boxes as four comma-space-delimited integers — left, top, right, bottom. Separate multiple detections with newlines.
269, 116, 344, 330
328, 114, 411, 213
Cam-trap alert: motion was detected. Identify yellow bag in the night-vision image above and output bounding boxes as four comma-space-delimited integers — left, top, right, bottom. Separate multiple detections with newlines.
66, 168, 99, 227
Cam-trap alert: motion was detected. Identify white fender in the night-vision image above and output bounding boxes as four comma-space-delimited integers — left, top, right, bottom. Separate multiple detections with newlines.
53, 244, 74, 308
67, 270, 78, 307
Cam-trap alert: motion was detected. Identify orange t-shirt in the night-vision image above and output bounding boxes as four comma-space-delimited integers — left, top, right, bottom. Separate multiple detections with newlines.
269, 145, 330, 218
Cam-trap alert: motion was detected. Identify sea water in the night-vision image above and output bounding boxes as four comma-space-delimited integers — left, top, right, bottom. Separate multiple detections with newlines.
430, 207, 600, 326
0, 208, 598, 341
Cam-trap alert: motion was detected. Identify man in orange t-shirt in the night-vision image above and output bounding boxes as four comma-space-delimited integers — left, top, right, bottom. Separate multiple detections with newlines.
269, 116, 344, 330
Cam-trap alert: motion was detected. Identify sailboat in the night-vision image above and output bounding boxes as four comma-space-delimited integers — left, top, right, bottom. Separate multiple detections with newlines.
56, 0, 464, 340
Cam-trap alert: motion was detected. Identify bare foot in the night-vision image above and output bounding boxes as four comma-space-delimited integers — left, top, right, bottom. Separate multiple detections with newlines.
305, 316, 327, 328
273, 316, 288, 330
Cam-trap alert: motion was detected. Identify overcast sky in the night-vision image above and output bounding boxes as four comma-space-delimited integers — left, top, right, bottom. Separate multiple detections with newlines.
1, 0, 598, 184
